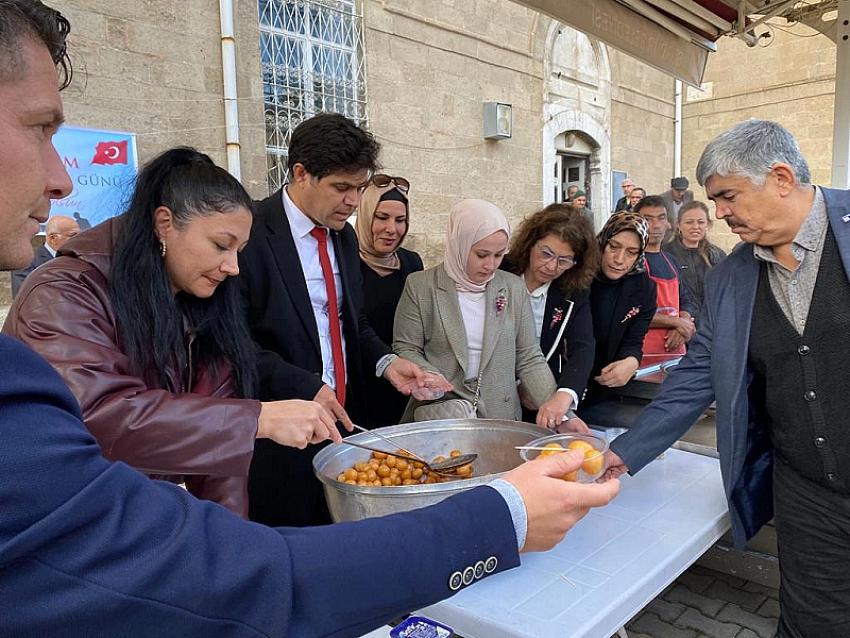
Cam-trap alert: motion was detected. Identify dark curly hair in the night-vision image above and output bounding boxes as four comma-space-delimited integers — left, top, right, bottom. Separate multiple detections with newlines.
506, 203, 600, 295
287, 113, 380, 179
0, 0, 72, 89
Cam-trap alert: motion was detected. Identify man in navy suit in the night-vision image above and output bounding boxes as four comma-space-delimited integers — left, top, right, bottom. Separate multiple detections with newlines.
606, 120, 850, 637
0, 3, 619, 635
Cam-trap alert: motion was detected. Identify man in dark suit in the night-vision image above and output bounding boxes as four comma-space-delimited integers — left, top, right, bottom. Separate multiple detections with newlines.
659, 176, 694, 228
605, 120, 850, 637
0, 4, 621, 634
239, 113, 451, 526
10, 213, 78, 296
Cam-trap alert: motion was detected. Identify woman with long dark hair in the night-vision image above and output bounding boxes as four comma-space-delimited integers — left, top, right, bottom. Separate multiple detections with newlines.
664, 200, 726, 324
502, 204, 599, 430
2, 148, 339, 517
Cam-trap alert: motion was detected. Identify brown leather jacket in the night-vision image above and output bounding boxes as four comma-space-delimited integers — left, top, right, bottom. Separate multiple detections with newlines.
2, 219, 261, 517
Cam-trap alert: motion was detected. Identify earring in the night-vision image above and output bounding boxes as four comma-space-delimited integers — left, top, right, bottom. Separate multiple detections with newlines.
160, 240, 167, 257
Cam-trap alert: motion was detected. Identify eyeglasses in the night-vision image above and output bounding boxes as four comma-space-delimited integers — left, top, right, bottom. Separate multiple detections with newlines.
537, 244, 576, 269
370, 174, 410, 194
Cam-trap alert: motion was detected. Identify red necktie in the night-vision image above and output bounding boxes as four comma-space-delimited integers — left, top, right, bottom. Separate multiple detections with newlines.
309, 227, 346, 406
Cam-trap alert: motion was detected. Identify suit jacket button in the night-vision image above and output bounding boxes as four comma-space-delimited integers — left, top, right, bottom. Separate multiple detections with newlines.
484, 556, 498, 573
827, 472, 837, 482
798, 344, 811, 356
814, 436, 826, 448
474, 560, 486, 579
449, 571, 463, 591
462, 566, 475, 586
804, 390, 817, 402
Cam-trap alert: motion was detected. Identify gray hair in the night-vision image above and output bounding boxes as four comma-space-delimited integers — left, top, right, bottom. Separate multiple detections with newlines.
695, 120, 811, 187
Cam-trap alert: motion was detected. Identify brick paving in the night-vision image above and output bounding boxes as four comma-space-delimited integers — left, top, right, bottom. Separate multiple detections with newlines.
624, 564, 779, 638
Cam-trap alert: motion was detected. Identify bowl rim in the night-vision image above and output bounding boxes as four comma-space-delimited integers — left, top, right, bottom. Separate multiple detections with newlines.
519, 432, 610, 463
313, 418, 549, 495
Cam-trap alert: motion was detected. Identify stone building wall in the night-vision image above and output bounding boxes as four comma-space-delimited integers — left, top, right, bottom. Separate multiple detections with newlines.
1, 0, 268, 303
682, 24, 836, 252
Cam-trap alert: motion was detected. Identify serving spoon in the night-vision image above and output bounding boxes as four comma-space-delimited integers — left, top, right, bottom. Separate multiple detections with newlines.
343, 424, 478, 474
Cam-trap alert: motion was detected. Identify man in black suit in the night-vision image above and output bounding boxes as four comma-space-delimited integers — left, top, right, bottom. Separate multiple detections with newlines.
240, 113, 449, 526
11, 213, 78, 297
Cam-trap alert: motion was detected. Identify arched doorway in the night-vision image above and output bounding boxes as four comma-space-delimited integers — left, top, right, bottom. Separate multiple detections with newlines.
542, 23, 612, 231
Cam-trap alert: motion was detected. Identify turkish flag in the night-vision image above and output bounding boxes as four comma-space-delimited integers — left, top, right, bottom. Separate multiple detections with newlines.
91, 140, 128, 165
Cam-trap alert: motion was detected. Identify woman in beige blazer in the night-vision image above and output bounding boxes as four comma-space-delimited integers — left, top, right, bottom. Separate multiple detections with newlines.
393, 199, 566, 425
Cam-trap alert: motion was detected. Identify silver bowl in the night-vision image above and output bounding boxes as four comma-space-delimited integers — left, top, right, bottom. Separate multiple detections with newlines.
313, 418, 548, 522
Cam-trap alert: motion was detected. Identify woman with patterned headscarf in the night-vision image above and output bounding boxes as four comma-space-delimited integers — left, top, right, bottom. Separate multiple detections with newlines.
355, 174, 423, 426
393, 199, 558, 423
578, 211, 658, 419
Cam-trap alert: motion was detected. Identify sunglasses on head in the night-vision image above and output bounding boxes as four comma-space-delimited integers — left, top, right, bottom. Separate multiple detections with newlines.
370, 174, 410, 193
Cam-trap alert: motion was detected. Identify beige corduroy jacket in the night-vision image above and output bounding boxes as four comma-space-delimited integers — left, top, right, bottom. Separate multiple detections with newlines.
393, 264, 556, 421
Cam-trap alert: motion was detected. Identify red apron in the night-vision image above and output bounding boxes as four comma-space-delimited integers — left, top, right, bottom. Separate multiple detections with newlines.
641, 252, 686, 363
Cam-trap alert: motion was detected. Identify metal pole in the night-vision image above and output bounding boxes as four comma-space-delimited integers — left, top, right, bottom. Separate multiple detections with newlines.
674, 79, 683, 177
219, 0, 242, 181
832, 0, 850, 188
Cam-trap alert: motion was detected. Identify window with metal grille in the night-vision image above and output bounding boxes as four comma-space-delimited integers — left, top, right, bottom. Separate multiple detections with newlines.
259, 0, 367, 192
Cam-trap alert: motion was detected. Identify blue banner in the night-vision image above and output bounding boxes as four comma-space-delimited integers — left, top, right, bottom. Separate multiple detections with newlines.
48, 125, 138, 231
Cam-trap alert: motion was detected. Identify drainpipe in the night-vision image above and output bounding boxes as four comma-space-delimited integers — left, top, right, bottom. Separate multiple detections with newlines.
674, 79, 683, 177
219, 0, 242, 181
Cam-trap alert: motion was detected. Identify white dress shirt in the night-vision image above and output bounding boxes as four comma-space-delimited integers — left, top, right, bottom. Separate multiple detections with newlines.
457, 290, 486, 379
527, 281, 578, 408
528, 281, 552, 339
282, 188, 347, 392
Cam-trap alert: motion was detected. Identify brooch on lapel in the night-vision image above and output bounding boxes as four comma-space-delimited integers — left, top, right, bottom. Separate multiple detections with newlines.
843, 213, 850, 223
621, 306, 640, 323
495, 291, 507, 315
550, 306, 564, 329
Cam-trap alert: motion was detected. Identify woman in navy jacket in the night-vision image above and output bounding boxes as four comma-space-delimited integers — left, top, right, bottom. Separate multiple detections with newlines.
579, 212, 656, 420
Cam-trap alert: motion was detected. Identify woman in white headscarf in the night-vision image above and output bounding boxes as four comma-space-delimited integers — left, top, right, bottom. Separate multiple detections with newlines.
393, 199, 560, 424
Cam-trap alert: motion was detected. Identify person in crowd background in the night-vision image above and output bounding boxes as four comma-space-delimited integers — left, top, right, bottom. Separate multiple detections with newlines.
635, 195, 696, 362
606, 119, 850, 638
4, 147, 341, 517
355, 173, 424, 426
502, 203, 599, 430
625, 186, 646, 212
566, 184, 579, 202
238, 113, 449, 526
570, 189, 593, 226
660, 176, 695, 229
10, 213, 78, 296
664, 200, 727, 325
577, 212, 656, 424
0, 4, 621, 635
394, 199, 565, 426
614, 177, 635, 213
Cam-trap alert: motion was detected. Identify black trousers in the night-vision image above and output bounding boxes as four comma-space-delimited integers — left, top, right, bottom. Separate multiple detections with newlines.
773, 458, 850, 638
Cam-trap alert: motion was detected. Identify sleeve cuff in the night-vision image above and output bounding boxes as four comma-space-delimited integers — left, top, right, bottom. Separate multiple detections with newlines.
556, 387, 579, 407
375, 353, 397, 378
488, 478, 528, 550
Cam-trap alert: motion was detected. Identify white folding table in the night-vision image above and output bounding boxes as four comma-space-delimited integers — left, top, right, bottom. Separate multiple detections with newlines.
413, 447, 729, 638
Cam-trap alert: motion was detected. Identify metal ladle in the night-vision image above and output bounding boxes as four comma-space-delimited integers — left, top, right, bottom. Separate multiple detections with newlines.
344, 424, 478, 475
